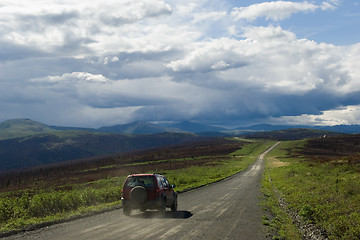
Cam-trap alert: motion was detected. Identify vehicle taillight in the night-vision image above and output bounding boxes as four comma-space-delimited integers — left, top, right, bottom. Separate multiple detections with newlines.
121, 188, 131, 199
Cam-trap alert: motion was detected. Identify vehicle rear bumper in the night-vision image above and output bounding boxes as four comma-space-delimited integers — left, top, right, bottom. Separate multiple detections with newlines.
122, 199, 162, 210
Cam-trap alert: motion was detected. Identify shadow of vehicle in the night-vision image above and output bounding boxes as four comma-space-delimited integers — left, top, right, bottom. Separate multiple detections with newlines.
130, 210, 193, 219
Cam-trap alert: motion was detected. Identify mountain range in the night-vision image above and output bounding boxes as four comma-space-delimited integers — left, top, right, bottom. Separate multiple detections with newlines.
235, 123, 360, 133
2, 119, 360, 140
0, 118, 357, 171
0, 119, 228, 140
0, 119, 204, 171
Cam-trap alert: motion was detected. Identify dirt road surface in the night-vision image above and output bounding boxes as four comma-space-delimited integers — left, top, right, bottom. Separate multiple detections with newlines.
4, 143, 279, 240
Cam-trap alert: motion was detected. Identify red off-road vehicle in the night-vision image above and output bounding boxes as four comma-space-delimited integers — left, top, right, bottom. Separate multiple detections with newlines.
121, 173, 178, 216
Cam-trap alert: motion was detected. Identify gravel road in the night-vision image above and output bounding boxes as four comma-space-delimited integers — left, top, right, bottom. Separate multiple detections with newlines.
4, 143, 279, 240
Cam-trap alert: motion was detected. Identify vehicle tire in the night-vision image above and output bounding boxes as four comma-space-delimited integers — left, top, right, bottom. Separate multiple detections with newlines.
171, 196, 178, 212
159, 198, 166, 216
130, 186, 147, 204
123, 206, 131, 216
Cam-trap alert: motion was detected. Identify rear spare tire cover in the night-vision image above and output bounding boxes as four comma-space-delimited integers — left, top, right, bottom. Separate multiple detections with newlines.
130, 186, 147, 204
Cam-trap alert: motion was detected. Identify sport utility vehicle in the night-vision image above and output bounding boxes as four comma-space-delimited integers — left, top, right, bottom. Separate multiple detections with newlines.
121, 173, 178, 216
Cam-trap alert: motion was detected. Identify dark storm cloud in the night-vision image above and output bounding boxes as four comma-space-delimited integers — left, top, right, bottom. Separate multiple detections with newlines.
0, 41, 46, 60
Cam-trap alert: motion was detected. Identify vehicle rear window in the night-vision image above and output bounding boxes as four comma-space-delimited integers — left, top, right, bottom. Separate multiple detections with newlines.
124, 176, 156, 188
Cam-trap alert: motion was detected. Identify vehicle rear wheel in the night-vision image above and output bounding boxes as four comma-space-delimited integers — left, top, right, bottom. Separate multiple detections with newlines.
123, 206, 131, 216
158, 199, 166, 216
171, 197, 178, 212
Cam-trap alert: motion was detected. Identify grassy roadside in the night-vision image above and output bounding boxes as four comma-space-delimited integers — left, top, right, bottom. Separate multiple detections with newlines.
261, 141, 303, 240
0, 178, 126, 234
262, 140, 360, 240
0, 139, 273, 234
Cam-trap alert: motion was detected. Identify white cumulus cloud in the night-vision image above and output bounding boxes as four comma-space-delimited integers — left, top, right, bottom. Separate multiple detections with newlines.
231, 1, 323, 22
271, 105, 360, 126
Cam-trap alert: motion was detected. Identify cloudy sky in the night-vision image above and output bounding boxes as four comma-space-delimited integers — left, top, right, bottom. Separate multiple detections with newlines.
1, 0, 360, 128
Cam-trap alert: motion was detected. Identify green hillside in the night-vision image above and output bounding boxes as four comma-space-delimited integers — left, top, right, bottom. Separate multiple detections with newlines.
0, 131, 202, 171
0, 119, 204, 171
0, 119, 56, 140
